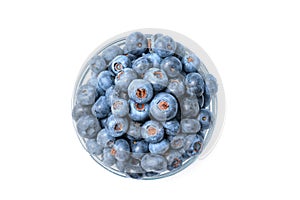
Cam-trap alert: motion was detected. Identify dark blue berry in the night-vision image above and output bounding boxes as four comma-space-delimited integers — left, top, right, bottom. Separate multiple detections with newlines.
160, 56, 182, 78
125, 32, 148, 56
198, 109, 212, 130
132, 57, 152, 76
141, 120, 164, 143
149, 139, 170, 154
162, 119, 180, 136
128, 79, 153, 104
182, 53, 200, 73
185, 72, 205, 96
153, 35, 176, 57
149, 92, 178, 121
143, 68, 168, 91
97, 70, 115, 91
106, 115, 128, 137
128, 100, 149, 122
91, 96, 110, 119
110, 55, 131, 75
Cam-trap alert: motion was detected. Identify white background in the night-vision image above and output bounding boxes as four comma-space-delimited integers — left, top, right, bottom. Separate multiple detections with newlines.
0, 0, 299, 199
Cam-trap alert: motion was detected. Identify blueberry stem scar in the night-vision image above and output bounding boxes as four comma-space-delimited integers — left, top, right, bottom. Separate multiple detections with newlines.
135, 103, 145, 111
154, 71, 163, 78
114, 63, 123, 71
147, 126, 157, 136
158, 101, 169, 110
113, 101, 123, 110
136, 88, 147, 99
114, 123, 123, 131
187, 56, 193, 63
110, 148, 117, 155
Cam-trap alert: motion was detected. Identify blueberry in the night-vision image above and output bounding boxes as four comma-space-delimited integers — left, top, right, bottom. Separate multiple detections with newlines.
112, 139, 130, 161
162, 119, 180, 136
181, 119, 201, 134
166, 77, 185, 98
165, 150, 182, 171
184, 134, 203, 156
149, 139, 170, 154
114, 68, 138, 92
153, 35, 176, 57
180, 96, 200, 118
202, 85, 211, 108
88, 55, 107, 75
149, 92, 178, 121
110, 55, 131, 75
132, 57, 152, 76
198, 109, 212, 130
182, 53, 200, 73
127, 121, 142, 140
141, 154, 167, 173
72, 104, 92, 121
185, 72, 205, 96
143, 68, 168, 91
101, 45, 123, 63
131, 140, 149, 159
125, 32, 148, 55
86, 139, 103, 155
143, 53, 162, 68
76, 84, 97, 106
174, 42, 185, 59
102, 148, 116, 166
141, 120, 164, 143
76, 115, 101, 139
205, 74, 218, 95
97, 70, 115, 91
169, 135, 186, 149
128, 79, 153, 104
106, 115, 129, 137
128, 100, 149, 122
91, 96, 110, 119
160, 56, 182, 78
96, 129, 115, 148
111, 98, 129, 117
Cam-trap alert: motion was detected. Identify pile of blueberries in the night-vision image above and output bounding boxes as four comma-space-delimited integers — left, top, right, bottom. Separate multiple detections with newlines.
72, 32, 218, 179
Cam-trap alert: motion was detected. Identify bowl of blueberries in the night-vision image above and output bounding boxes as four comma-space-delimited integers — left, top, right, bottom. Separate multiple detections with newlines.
71, 29, 225, 179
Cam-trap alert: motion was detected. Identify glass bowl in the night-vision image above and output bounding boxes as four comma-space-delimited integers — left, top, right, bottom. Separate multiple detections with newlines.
71, 29, 225, 179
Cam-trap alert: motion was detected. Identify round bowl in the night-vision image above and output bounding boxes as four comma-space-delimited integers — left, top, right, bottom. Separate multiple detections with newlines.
72, 29, 225, 179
